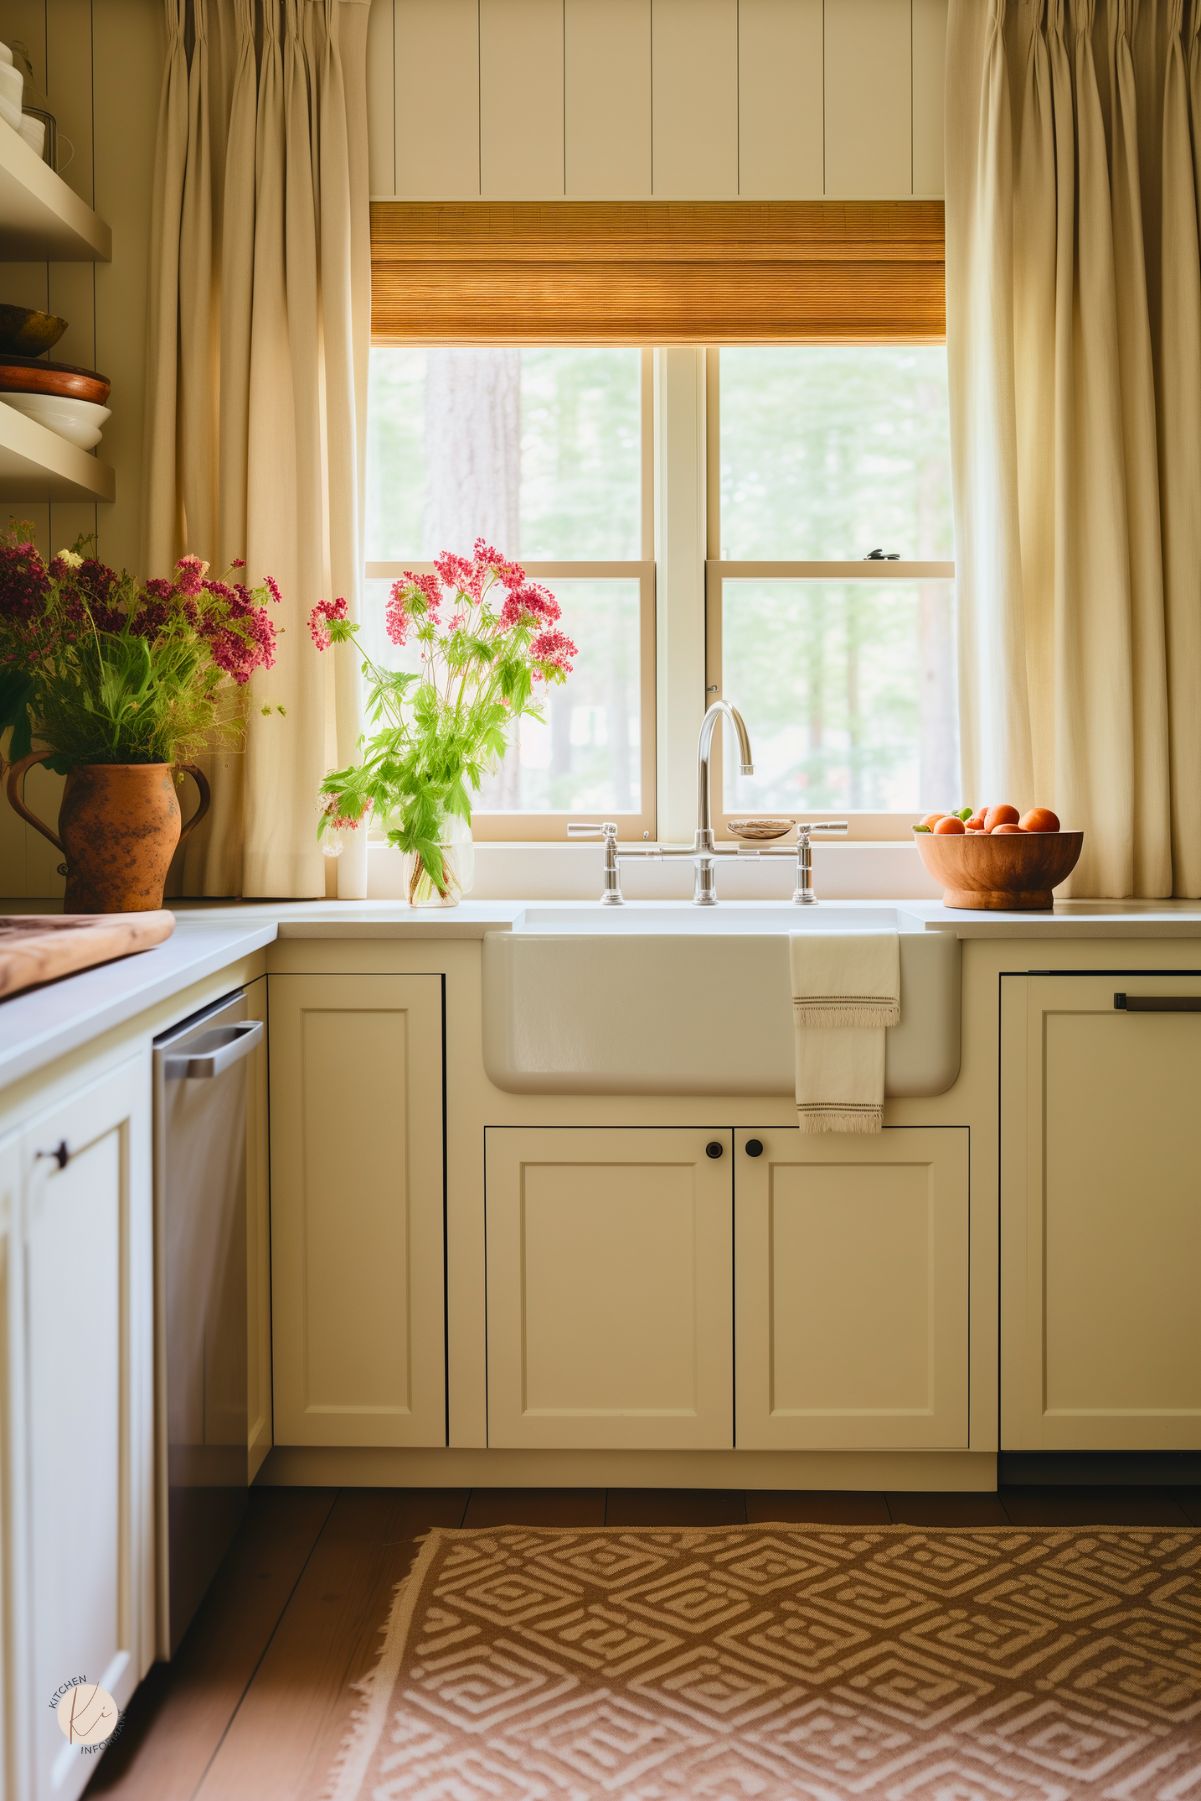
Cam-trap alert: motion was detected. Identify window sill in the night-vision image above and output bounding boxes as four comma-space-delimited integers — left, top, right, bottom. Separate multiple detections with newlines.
367, 840, 941, 903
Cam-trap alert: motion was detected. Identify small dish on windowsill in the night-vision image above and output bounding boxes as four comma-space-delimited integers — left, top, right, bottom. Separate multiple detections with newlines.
727, 817, 793, 843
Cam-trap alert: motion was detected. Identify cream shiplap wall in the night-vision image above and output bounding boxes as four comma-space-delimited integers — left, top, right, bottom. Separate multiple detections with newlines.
369, 0, 947, 201
0, 0, 160, 896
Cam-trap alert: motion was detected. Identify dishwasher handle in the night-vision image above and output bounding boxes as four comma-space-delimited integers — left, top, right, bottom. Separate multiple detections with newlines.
1114, 993, 1201, 1013
164, 1019, 263, 1080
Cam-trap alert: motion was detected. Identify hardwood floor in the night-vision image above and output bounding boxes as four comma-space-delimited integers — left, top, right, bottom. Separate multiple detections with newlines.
88, 1481, 1200, 1800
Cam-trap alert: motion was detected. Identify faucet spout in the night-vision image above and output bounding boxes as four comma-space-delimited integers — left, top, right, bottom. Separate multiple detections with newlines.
692, 698, 753, 904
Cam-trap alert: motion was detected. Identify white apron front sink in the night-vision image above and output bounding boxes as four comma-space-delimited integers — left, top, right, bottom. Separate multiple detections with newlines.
482, 903, 961, 1097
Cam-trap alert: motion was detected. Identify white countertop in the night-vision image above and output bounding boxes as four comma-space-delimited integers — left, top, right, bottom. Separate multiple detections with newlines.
3, 895, 1201, 1101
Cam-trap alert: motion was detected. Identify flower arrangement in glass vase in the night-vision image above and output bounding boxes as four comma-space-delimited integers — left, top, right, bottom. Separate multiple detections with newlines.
308, 540, 577, 906
0, 531, 281, 912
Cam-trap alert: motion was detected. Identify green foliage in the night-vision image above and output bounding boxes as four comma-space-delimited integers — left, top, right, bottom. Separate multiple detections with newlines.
0, 535, 280, 768
314, 561, 574, 890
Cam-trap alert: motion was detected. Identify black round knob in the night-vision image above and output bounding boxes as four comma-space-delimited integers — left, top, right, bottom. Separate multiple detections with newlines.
745, 1138, 764, 1158
705, 1140, 724, 1160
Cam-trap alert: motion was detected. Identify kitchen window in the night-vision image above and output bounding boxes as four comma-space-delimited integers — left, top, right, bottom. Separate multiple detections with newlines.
706, 346, 958, 840
365, 345, 657, 841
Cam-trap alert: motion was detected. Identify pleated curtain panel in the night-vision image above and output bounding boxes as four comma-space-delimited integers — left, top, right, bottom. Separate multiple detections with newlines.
946, 0, 1201, 896
144, 0, 371, 898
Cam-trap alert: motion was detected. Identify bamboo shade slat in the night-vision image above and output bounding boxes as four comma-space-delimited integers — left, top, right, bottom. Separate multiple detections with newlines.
370, 201, 946, 343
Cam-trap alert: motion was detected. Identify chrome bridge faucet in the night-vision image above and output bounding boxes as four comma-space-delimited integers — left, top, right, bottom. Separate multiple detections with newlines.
569, 698, 846, 905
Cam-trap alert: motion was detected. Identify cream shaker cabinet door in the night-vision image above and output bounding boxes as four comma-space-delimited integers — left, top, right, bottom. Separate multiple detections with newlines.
735, 1128, 970, 1450
1002, 976, 1201, 1450
22, 1057, 153, 1801
485, 1127, 734, 1449
269, 975, 446, 1447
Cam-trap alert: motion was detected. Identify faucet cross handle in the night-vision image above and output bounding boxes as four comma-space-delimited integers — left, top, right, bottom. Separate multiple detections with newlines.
792, 822, 849, 905
567, 821, 623, 905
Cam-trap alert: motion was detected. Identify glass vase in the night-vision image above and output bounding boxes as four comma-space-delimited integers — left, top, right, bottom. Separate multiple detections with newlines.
405, 812, 475, 908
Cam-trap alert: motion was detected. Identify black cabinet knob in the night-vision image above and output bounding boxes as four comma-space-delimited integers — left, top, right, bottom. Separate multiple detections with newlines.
705, 1140, 724, 1160
745, 1138, 764, 1158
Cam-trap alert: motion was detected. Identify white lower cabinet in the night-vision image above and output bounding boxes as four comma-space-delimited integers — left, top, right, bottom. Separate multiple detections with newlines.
1002, 975, 1201, 1450
485, 1127, 734, 1449
21, 1057, 153, 1801
734, 1128, 970, 1450
269, 974, 446, 1447
0, 1130, 23, 1801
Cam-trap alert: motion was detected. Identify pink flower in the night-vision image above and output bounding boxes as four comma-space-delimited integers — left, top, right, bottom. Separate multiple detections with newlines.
499, 580, 561, 631
263, 573, 283, 605
529, 628, 578, 679
308, 596, 350, 650
434, 551, 478, 599
231, 557, 246, 570
472, 539, 525, 588
387, 571, 442, 646
176, 553, 209, 596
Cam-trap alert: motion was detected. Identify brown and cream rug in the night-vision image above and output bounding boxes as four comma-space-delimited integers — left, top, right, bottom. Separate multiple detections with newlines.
326, 1523, 1201, 1800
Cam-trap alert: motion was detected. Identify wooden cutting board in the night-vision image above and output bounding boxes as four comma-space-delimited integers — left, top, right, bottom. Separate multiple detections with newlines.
0, 911, 175, 1001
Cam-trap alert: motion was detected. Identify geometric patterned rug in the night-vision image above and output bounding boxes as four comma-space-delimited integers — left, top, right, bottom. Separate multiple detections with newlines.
324, 1524, 1201, 1800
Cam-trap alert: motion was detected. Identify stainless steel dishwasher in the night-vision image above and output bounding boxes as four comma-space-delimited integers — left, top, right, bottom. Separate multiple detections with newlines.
153, 989, 263, 1655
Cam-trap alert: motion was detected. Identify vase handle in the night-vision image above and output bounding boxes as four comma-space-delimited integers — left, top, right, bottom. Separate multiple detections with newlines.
4, 750, 63, 853
175, 763, 211, 846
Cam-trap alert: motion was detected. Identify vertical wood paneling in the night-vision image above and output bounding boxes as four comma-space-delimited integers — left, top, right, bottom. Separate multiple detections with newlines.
824, 0, 913, 197
565, 0, 651, 198
480, 0, 564, 197
651, 0, 738, 198
366, 0, 396, 196
738, 0, 823, 198
393, 0, 479, 198
47, 0, 98, 564
92, 0, 157, 578
912, 0, 946, 197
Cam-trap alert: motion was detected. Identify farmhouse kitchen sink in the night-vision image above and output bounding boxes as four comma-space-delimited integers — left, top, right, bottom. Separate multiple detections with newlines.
482, 904, 961, 1097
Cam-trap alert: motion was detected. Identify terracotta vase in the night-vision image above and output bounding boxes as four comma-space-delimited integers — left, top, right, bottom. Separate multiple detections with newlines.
5, 753, 211, 913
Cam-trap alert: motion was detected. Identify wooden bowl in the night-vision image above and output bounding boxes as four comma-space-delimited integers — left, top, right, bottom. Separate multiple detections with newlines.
0, 305, 67, 357
0, 355, 111, 403
914, 828, 1084, 910
727, 817, 793, 842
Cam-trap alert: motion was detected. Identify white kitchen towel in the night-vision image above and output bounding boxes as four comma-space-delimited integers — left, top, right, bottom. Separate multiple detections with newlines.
789, 931, 900, 1133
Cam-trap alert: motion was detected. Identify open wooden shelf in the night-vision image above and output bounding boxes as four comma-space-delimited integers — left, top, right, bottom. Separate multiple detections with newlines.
0, 117, 111, 261
0, 401, 114, 501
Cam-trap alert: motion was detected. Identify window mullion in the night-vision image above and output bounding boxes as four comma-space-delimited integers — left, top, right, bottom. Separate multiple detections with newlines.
654, 346, 709, 845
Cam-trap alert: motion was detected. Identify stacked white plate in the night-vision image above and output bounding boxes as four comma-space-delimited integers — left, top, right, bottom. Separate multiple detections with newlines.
0, 393, 111, 449
0, 50, 21, 131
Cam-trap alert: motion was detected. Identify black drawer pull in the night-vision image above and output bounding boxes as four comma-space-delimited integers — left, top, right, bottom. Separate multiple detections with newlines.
1114, 993, 1201, 1012
705, 1140, 724, 1160
745, 1138, 764, 1158
35, 1140, 70, 1170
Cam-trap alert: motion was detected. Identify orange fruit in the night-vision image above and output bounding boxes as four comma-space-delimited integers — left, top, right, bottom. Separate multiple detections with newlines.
965, 814, 986, 832
984, 803, 1020, 831
992, 822, 1025, 833
1019, 806, 1060, 833
933, 815, 966, 834
919, 812, 945, 830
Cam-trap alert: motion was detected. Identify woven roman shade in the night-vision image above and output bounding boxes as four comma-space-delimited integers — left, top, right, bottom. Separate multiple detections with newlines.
370, 201, 946, 344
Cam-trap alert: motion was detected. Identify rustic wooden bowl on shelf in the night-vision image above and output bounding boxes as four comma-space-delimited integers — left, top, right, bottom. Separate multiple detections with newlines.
914, 828, 1084, 910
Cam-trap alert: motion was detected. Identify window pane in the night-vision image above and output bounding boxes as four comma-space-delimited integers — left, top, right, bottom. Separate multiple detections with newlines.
719, 347, 954, 560
367, 347, 642, 561
721, 579, 958, 813
361, 577, 643, 819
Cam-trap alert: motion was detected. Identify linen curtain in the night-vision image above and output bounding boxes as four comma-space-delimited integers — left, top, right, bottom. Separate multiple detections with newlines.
144, 0, 370, 897
946, 0, 1201, 896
